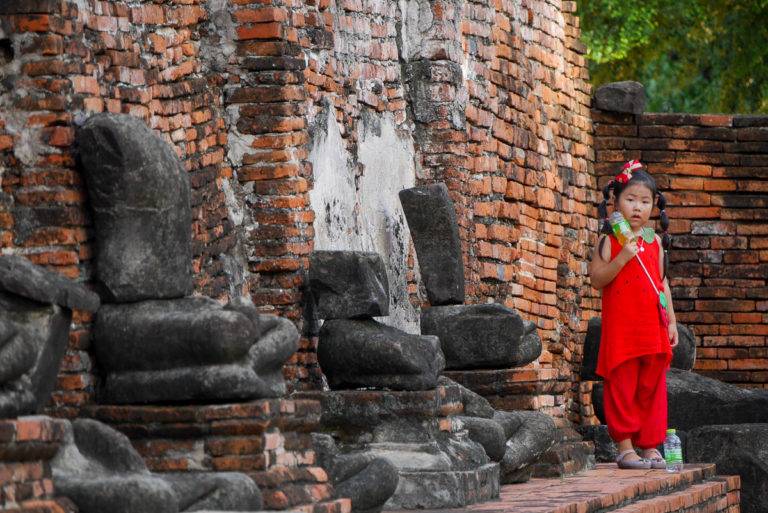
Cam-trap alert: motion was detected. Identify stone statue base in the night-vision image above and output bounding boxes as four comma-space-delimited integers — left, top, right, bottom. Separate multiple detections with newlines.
296, 385, 500, 509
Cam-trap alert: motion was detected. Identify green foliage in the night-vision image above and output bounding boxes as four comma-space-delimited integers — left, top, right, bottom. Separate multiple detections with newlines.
580, 0, 768, 114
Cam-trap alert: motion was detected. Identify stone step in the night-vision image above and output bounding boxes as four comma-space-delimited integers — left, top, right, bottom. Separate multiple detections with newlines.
531, 417, 596, 478
386, 463, 739, 513
531, 440, 596, 478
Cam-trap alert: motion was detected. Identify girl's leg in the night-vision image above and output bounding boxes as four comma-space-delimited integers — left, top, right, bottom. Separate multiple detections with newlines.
631, 354, 669, 450
604, 358, 643, 461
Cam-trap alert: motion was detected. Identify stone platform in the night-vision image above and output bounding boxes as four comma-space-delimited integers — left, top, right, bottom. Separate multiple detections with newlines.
297, 386, 500, 510
0, 416, 75, 513
392, 463, 739, 513
82, 399, 350, 513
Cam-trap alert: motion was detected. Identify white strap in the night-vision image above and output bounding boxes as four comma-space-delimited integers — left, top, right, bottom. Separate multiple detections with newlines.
635, 254, 661, 298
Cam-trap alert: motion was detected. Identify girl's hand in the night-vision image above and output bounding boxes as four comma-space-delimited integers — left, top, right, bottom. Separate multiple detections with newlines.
668, 322, 679, 348
617, 239, 639, 265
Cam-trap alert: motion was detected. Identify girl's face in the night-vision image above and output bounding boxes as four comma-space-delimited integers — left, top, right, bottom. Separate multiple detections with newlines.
615, 183, 654, 232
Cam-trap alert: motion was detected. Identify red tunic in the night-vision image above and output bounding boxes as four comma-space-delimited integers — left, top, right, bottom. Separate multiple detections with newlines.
596, 232, 672, 378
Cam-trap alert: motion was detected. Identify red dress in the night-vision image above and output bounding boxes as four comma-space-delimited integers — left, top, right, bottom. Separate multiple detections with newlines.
596, 232, 672, 379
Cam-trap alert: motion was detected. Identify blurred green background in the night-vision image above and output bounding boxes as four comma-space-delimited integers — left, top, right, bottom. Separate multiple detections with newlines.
579, 0, 768, 114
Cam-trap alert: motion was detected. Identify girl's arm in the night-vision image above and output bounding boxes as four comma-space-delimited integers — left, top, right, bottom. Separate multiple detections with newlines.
659, 234, 679, 347
590, 234, 639, 290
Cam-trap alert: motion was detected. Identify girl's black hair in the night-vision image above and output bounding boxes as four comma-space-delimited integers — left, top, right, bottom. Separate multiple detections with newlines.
597, 166, 671, 279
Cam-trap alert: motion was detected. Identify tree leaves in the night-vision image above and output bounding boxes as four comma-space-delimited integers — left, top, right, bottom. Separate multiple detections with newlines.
580, 0, 768, 113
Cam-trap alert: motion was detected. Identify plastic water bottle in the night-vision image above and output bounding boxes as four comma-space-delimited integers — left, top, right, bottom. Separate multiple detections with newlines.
608, 211, 635, 246
663, 429, 683, 472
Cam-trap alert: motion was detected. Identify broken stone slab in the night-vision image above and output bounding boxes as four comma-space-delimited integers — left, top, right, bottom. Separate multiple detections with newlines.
0, 292, 72, 418
52, 418, 263, 513
494, 410, 556, 484
399, 183, 464, 305
576, 424, 618, 463
309, 251, 389, 319
421, 304, 540, 370
456, 416, 506, 462
77, 113, 194, 302
593, 368, 768, 429
318, 319, 444, 391
94, 297, 298, 403
312, 433, 399, 513
582, 317, 696, 381
593, 81, 646, 115
687, 424, 768, 513
0, 255, 100, 312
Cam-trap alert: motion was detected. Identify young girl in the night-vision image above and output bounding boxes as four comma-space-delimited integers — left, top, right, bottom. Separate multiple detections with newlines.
590, 160, 679, 470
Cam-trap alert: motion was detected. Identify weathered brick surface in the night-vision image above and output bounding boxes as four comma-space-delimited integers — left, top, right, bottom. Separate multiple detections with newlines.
1, 0, 597, 422
0, 418, 69, 511
593, 111, 768, 399
0, 0, 243, 417
395, 463, 739, 513
82, 398, 350, 513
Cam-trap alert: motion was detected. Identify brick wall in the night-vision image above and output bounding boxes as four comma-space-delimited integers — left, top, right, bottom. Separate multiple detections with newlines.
0, 0, 599, 423
0, 0, 242, 416
593, 111, 768, 389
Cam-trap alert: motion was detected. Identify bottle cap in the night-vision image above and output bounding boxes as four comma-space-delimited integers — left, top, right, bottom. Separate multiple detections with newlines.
666, 429, 675, 434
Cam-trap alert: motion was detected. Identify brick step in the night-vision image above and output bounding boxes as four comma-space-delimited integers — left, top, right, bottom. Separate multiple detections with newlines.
388, 463, 740, 513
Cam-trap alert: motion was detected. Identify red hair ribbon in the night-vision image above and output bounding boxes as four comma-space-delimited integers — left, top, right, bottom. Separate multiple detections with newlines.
615, 160, 642, 184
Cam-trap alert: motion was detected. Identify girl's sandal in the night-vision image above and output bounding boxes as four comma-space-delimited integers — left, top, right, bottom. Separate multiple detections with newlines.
642, 448, 667, 469
616, 449, 651, 469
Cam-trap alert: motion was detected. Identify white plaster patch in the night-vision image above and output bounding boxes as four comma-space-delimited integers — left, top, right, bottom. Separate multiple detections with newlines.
308, 110, 361, 251
309, 106, 419, 332
357, 113, 417, 332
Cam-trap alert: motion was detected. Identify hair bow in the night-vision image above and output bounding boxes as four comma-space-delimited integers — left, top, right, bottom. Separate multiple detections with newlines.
615, 160, 643, 184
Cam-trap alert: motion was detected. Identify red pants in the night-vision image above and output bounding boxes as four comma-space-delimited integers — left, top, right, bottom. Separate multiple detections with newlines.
603, 354, 668, 449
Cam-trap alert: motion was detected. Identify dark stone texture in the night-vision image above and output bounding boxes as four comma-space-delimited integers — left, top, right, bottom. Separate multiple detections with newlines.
94, 297, 256, 372
318, 319, 444, 390
671, 324, 696, 371
456, 416, 506, 462
582, 317, 695, 379
496, 410, 556, 484
0, 255, 100, 312
594, 81, 646, 115
594, 369, 768, 429
688, 424, 768, 513
78, 113, 193, 302
309, 251, 389, 319
399, 183, 464, 305
577, 425, 617, 463
313, 434, 399, 513
580, 317, 601, 381
95, 298, 298, 403
421, 304, 538, 370
667, 368, 768, 431
0, 291, 71, 417
0, 0, 58, 13
52, 419, 262, 513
